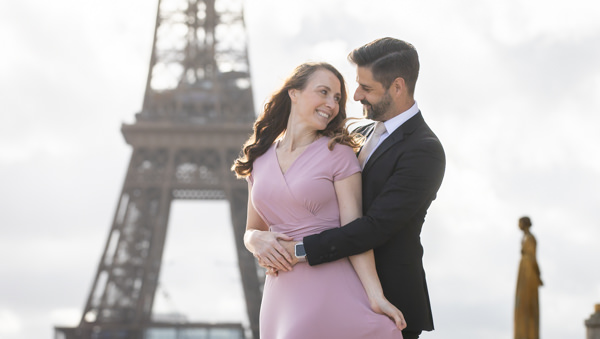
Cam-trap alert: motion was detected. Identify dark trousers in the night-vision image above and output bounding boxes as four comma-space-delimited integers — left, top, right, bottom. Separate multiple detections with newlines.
401, 330, 422, 339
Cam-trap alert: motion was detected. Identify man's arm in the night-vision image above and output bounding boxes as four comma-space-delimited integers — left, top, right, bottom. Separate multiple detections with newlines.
304, 139, 445, 265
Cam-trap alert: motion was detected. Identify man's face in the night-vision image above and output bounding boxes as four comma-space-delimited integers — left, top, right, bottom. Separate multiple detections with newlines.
353, 66, 393, 121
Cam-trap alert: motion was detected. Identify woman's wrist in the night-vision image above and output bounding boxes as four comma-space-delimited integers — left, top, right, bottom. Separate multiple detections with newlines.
363, 287, 385, 302
244, 229, 260, 251
368, 293, 386, 303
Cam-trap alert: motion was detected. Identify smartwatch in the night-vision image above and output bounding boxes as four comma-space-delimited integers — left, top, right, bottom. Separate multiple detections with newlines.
294, 242, 306, 261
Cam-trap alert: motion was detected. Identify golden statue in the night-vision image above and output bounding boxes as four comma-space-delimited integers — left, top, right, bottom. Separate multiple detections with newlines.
515, 216, 543, 339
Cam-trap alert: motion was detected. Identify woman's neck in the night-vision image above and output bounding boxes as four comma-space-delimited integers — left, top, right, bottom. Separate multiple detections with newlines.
279, 130, 318, 152
280, 117, 319, 152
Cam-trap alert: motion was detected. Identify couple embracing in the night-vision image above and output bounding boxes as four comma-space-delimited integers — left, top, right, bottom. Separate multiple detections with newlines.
232, 37, 446, 339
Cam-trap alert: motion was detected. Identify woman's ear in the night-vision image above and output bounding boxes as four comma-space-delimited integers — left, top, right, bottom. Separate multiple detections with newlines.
288, 88, 297, 102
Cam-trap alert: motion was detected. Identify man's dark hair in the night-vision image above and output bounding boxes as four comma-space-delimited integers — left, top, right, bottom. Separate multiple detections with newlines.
348, 37, 420, 96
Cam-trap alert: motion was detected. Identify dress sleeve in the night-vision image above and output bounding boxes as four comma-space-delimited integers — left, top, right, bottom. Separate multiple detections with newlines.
330, 143, 361, 181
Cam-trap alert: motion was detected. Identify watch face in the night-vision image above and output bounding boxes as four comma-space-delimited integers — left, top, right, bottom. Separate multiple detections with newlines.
295, 243, 306, 257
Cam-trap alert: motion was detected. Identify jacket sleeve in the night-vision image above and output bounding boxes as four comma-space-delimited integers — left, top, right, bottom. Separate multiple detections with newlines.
303, 137, 445, 265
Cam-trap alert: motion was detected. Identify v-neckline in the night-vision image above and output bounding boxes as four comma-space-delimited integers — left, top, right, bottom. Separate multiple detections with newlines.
274, 136, 322, 176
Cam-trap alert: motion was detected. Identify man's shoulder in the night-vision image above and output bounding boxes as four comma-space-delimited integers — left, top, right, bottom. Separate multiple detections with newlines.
351, 121, 376, 135
405, 113, 442, 142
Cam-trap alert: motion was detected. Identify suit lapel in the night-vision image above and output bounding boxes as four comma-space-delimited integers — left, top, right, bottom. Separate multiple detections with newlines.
363, 112, 424, 173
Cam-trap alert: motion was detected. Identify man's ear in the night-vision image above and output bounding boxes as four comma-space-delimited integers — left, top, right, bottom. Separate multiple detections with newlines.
391, 77, 406, 96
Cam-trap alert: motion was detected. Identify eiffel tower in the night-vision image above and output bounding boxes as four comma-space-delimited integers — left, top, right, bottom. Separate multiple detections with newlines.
55, 0, 262, 338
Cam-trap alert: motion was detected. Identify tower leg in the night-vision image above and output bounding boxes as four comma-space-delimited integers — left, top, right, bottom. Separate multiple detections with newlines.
78, 147, 174, 333
228, 186, 262, 339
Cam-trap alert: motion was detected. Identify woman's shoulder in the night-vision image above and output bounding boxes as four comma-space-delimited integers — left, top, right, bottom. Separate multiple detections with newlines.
313, 137, 357, 163
253, 142, 276, 166
315, 137, 360, 178
325, 137, 357, 154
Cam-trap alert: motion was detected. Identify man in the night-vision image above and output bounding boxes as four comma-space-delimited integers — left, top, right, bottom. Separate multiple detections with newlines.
246, 37, 445, 339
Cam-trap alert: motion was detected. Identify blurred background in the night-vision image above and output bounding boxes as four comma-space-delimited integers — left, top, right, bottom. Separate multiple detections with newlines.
1, 0, 599, 338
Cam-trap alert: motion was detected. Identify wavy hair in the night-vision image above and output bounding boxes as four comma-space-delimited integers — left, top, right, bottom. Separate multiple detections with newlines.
232, 62, 361, 178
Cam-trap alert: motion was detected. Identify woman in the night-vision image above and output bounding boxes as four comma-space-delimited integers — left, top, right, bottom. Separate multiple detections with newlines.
232, 62, 404, 338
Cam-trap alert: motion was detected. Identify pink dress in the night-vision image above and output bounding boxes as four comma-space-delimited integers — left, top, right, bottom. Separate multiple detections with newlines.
249, 137, 402, 339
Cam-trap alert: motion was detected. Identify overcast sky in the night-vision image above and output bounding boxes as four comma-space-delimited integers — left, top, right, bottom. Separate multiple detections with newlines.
1, 1, 600, 338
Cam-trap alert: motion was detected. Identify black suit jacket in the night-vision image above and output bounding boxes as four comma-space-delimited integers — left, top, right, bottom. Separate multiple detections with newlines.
304, 112, 445, 332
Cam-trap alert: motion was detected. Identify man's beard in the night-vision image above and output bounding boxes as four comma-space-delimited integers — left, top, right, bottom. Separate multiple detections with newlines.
361, 90, 392, 121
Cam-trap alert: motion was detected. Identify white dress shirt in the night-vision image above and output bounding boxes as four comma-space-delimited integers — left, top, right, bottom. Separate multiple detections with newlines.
361, 101, 420, 165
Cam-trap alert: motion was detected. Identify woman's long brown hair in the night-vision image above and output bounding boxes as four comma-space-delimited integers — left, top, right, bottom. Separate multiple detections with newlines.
232, 62, 361, 178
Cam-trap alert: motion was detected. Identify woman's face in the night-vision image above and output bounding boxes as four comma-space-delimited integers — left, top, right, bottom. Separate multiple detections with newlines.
290, 69, 341, 131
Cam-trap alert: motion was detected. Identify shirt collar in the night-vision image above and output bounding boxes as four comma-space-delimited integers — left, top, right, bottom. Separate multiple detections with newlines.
382, 101, 419, 135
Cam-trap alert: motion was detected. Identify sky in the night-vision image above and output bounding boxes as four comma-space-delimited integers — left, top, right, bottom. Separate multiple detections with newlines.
1, 0, 600, 338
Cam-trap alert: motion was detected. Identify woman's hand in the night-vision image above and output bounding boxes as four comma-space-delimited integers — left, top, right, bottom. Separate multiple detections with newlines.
246, 230, 294, 272
370, 296, 407, 331
265, 267, 279, 276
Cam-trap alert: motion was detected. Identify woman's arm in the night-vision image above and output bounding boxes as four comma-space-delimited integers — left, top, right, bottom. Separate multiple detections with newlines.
335, 172, 406, 330
244, 181, 294, 272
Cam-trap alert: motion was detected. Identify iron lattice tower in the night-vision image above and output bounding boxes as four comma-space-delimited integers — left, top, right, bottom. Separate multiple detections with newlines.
58, 0, 262, 338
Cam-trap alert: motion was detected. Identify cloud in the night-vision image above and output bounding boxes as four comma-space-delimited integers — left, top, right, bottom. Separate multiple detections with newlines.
50, 308, 81, 328
0, 310, 22, 335
487, 0, 600, 43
